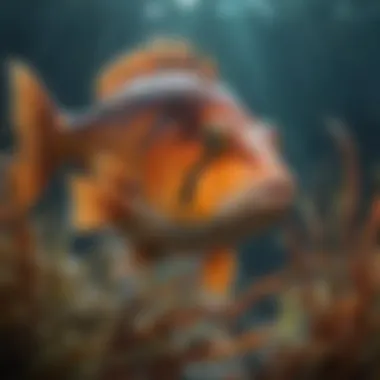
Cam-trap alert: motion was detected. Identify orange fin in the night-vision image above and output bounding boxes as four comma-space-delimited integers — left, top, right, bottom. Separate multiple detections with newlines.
94, 37, 217, 100
69, 174, 109, 231
69, 153, 133, 232
201, 248, 237, 297
8, 60, 64, 211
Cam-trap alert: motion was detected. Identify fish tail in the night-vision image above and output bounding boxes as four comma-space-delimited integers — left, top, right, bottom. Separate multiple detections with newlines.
8, 60, 66, 211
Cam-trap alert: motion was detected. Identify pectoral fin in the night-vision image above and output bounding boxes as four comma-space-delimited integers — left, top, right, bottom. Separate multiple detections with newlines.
69, 175, 109, 231
201, 248, 237, 298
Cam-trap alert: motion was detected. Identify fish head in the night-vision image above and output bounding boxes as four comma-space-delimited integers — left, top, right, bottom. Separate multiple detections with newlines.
135, 82, 295, 247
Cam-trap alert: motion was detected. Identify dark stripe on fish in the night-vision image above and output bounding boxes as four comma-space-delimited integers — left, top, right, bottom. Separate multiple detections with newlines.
179, 125, 230, 205
68, 72, 209, 131
66, 71, 242, 135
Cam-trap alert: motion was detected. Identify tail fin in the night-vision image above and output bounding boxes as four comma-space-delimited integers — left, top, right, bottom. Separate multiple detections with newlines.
8, 61, 63, 211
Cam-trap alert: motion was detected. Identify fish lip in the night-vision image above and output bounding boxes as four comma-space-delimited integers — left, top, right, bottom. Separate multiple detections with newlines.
216, 175, 295, 219
121, 176, 294, 250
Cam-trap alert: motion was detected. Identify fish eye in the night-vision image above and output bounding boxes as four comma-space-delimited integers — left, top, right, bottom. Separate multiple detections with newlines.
202, 123, 229, 154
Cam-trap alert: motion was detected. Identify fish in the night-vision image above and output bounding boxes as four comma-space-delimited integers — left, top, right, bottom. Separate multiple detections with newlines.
6, 37, 295, 266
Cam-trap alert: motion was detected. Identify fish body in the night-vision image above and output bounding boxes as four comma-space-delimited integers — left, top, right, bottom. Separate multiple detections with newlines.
6, 38, 295, 296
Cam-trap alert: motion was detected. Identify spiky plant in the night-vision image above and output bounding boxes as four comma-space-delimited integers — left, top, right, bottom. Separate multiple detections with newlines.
0, 214, 122, 380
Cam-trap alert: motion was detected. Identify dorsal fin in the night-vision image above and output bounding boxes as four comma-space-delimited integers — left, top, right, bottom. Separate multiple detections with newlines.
94, 37, 218, 100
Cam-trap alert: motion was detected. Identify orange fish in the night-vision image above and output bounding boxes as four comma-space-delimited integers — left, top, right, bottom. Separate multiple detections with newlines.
6, 38, 295, 295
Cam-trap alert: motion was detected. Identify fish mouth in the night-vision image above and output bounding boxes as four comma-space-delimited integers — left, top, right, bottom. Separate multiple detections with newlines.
119, 175, 295, 251
217, 174, 295, 220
